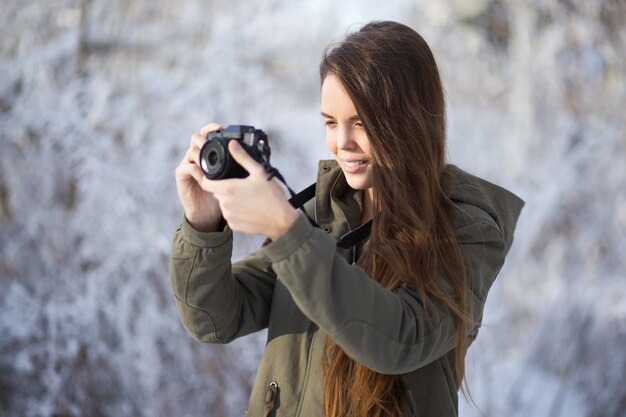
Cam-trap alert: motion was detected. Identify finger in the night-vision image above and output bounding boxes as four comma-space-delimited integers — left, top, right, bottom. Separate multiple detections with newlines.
188, 133, 206, 157
228, 140, 265, 176
188, 162, 207, 185
176, 160, 206, 185
200, 123, 223, 138
177, 161, 230, 201
199, 178, 240, 197
185, 146, 200, 167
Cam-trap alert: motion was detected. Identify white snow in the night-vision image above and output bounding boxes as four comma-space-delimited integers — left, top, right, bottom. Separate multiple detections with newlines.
1, 0, 624, 416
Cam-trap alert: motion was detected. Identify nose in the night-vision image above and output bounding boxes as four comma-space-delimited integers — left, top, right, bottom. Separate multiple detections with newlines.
336, 125, 356, 150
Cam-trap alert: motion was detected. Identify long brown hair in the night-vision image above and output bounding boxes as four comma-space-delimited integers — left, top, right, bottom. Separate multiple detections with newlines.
320, 21, 469, 417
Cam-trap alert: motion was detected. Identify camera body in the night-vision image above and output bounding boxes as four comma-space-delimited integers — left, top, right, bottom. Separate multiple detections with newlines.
199, 125, 271, 180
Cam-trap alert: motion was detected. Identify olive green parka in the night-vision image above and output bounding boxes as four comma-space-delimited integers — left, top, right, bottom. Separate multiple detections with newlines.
169, 161, 524, 416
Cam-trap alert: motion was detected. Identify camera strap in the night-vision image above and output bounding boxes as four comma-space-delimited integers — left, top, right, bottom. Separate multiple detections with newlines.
272, 174, 373, 250
265, 166, 319, 229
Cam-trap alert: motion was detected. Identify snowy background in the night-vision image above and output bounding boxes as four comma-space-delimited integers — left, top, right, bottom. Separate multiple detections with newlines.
1, 0, 625, 416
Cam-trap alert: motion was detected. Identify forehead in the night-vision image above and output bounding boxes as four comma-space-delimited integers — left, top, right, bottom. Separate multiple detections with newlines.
320, 75, 358, 116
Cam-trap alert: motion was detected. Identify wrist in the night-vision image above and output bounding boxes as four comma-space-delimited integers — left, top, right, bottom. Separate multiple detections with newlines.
185, 213, 223, 233
267, 208, 299, 241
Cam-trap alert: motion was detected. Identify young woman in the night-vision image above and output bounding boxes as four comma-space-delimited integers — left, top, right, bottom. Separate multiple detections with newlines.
170, 21, 524, 417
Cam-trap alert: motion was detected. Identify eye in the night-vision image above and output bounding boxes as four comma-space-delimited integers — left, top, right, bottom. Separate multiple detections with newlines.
324, 120, 337, 128
354, 121, 364, 129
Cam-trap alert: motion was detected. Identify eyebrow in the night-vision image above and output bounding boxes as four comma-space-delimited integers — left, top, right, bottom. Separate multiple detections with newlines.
320, 111, 361, 122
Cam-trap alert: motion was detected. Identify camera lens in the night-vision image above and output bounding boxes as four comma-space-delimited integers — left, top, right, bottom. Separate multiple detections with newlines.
199, 139, 227, 179
208, 150, 218, 167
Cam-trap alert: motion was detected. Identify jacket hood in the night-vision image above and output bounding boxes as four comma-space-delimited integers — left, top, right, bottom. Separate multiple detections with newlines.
447, 165, 525, 253
317, 160, 524, 253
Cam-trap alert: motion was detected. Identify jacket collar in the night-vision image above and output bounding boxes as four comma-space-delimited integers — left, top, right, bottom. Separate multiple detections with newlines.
314, 160, 363, 232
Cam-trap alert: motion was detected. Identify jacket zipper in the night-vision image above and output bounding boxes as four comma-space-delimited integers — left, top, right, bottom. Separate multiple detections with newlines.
263, 381, 278, 417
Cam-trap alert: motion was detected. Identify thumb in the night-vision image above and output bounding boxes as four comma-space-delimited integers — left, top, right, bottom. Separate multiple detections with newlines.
228, 140, 265, 176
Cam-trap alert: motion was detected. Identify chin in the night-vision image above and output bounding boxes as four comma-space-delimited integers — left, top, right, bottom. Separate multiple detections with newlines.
344, 174, 372, 191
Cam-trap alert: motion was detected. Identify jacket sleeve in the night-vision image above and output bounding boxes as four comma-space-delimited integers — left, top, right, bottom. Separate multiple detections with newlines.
261, 211, 508, 375
169, 218, 276, 344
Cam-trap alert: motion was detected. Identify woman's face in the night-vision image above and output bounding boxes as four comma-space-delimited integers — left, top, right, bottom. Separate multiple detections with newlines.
321, 74, 373, 192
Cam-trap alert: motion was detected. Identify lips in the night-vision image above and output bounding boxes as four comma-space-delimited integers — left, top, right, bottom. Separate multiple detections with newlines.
344, 160, 366, 167
340, 158, 368, 173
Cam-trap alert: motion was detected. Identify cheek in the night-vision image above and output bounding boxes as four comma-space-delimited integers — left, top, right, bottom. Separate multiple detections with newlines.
325, 130, 337, 155
358, 134, 373, 158
364, 142, 373, 159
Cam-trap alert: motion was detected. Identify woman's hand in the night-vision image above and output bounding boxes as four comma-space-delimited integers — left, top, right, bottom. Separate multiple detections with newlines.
200, 140, 299, 240
175, 123, 224, 232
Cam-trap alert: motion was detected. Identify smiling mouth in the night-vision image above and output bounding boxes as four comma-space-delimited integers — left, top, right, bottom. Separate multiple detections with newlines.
344, 160, 367, 167
340, 159, 368, 173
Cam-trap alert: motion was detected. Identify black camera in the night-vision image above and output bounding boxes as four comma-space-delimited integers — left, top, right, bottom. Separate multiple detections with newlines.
199, 125, 271, 180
